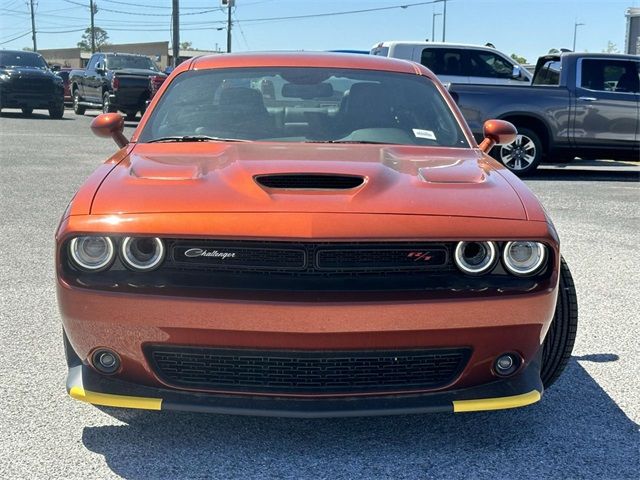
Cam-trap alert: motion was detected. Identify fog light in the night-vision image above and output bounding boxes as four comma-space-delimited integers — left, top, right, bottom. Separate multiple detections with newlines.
92, 349, 120, 375
494, 353, 520, 377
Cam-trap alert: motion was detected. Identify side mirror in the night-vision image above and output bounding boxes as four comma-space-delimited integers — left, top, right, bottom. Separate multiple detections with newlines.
512, 65, 521, 79
478, 119, 517, 153
95, 62, 105, 73
51, 65, 61, 72
90, 113, 129, 148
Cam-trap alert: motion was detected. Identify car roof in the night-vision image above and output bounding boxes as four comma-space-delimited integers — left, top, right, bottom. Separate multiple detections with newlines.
372, 41, 501, 50
188, 51, 424, 76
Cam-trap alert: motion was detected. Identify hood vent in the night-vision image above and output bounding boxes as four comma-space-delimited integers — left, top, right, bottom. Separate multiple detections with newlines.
255, 174, 365, 190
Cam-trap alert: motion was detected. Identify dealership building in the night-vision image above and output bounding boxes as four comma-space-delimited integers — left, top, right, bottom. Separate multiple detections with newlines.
626, 7, 640, 54
39, 41, 220, 69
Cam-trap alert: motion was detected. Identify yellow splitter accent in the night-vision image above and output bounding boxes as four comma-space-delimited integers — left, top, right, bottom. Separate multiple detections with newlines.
453, 390, 541, 413
69, 386, 162, 410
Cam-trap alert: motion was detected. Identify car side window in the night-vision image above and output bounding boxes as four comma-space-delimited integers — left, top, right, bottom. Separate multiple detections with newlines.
86, 54, 99, 71
420, 48, 465, 76
468, 52, 514, 79
534, 60, 561, 86
581, 59, 640, 93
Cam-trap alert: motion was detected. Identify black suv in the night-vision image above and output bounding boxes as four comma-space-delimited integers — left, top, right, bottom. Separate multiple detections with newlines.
0, 50, 65, 118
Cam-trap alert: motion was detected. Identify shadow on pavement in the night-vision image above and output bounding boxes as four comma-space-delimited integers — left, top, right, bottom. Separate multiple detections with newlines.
0, 111, 72, 121
81, 357, 639, 479
533, 167, 639, 182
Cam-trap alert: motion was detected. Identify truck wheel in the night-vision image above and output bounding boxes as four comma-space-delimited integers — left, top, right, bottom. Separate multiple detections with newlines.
22, 107, 33, 117
125, 110, 137, 121
102, 91, 116, 114
73, 90, 85, 115
541, 256, 578, 389
493, 127, 543, 176
49, 102, 64, 119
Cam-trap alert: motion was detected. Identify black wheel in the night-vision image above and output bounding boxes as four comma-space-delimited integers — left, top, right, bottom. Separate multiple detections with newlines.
102, 91, 116, 114
49, 102, 64, 119
492, 127, 543, 176
21, 107, 33, 116
125, 110, 137, 121
541, 256, 578, 389
73, 90, 85, 115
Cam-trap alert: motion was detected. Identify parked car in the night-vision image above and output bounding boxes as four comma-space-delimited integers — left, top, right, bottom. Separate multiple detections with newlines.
370, 41, 532, 85
69, 52, 166, 120
449, 52, 640, 174
53, 67, 74, 105
0, 50, 64, 118
58, 52, 577, 417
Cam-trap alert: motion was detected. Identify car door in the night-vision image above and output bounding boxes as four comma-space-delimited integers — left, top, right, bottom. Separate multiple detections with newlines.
85, 54, 104, 102
572, 57, 639, 153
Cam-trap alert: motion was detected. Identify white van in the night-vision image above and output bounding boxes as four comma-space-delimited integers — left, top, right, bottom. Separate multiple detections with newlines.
370, 41, 532, 85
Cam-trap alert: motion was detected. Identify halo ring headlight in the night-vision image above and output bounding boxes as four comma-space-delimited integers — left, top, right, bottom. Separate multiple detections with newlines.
121, 237, 165, 272
503, 241, 546, 276
454, 241, 497, 275
69, 236, 115, 271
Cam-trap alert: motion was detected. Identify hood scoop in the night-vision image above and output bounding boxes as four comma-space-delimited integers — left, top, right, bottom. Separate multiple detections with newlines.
255, 174, 365, 190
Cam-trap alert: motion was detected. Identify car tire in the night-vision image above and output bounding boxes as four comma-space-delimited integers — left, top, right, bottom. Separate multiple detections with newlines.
73, 90, 85, 115
125, 110, 137, 121
540, 256, 578, 389
492, 127, 543, 176
22, 107, 33, 116
49, 102, 64, 119
102, 91, 116, 114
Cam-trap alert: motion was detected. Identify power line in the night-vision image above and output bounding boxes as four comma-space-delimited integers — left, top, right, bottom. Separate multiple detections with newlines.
0, 30, 32, 45
61, 0, 219, 17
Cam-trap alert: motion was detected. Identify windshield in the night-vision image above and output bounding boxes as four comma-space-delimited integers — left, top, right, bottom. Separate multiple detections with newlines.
106, 55, 158, 71
0, 52, 47, 69
139, 67, 468, 147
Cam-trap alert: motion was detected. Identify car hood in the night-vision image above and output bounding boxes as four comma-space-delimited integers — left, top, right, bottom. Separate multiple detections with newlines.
91, 143, 527, 220
1, 67, 55, 78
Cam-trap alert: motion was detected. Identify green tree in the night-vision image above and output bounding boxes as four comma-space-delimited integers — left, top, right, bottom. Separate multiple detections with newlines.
77, 27, 109, 51
510, 53, 527, 64
548, 48, 560, 54
179, 41, 193, 50
603, 41, 619, 53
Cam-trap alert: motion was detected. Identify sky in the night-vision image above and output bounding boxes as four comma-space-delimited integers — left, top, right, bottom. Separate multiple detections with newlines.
0, 0, 637, 64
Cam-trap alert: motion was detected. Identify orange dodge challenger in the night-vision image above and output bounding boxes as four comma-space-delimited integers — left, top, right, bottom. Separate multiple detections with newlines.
57, 52, 578, 417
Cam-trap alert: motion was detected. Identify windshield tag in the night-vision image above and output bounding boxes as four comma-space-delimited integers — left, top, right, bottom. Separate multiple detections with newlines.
412, 129, 436, 140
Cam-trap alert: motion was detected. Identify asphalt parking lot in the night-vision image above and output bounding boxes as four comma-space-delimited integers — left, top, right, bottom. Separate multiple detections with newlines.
0, 108, 638, 479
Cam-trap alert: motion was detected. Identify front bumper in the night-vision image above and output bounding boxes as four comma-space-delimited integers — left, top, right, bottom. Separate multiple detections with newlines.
67, 353, 543, 417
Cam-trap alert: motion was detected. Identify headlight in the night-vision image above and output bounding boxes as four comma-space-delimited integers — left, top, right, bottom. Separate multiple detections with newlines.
121, 237, 165, 271
502, 241, 546, 276
0, 73, 9, 82
69, 236, 115, 271
454, 241, 497, 275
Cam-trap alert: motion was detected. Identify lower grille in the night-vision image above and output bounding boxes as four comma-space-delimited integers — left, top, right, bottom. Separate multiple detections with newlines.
148, 346, 470, 394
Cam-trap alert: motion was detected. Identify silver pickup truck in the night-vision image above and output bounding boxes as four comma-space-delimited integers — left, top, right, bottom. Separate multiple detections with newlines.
448, 52, 639, 175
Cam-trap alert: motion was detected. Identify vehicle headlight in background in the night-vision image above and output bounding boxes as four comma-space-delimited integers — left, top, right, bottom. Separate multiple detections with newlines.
454, 241, 497, 275
69, 236, 115, 271
502, 241, 546, 276
120, 237, 165, 271
0, 73, 10, 82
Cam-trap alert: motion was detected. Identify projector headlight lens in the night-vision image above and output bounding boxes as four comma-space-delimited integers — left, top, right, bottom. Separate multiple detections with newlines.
454, 241, 497, 275
69, 236, 115, 271
503, 241, 546, 276
121, 237, 165, 271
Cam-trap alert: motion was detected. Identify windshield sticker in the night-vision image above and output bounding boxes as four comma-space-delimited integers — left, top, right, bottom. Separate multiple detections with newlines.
412, 129, 437, 140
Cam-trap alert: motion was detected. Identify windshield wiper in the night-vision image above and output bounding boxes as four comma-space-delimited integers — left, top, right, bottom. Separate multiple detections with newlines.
147, 135, 252, 143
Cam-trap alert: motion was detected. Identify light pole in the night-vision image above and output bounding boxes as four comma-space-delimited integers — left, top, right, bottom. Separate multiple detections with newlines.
572, 21, 585, 51
432, 12, 442, 42
441, 0, 447, 42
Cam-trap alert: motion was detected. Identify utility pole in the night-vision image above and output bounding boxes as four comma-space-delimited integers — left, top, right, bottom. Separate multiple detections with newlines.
172, 0, 179, 67
432, 12, 441, 42
226, 0, 233, 53
442, 0, 447, 42
572, 21, 585, 51
90, 0, 96, 54
29, 0, 37, 51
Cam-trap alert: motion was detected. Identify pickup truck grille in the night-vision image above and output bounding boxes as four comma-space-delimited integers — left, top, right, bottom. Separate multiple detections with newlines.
147, 346, 470, 394
7, 76, 53, 94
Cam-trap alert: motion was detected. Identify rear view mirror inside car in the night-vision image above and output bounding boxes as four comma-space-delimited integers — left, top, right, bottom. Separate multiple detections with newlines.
282, 82, 334, 99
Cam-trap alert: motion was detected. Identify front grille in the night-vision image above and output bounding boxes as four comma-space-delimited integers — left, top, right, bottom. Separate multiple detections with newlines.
148, 346, 470, 394
168, 240, 451, 275
255, 174, 364, 190
9, 77, 53, 94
